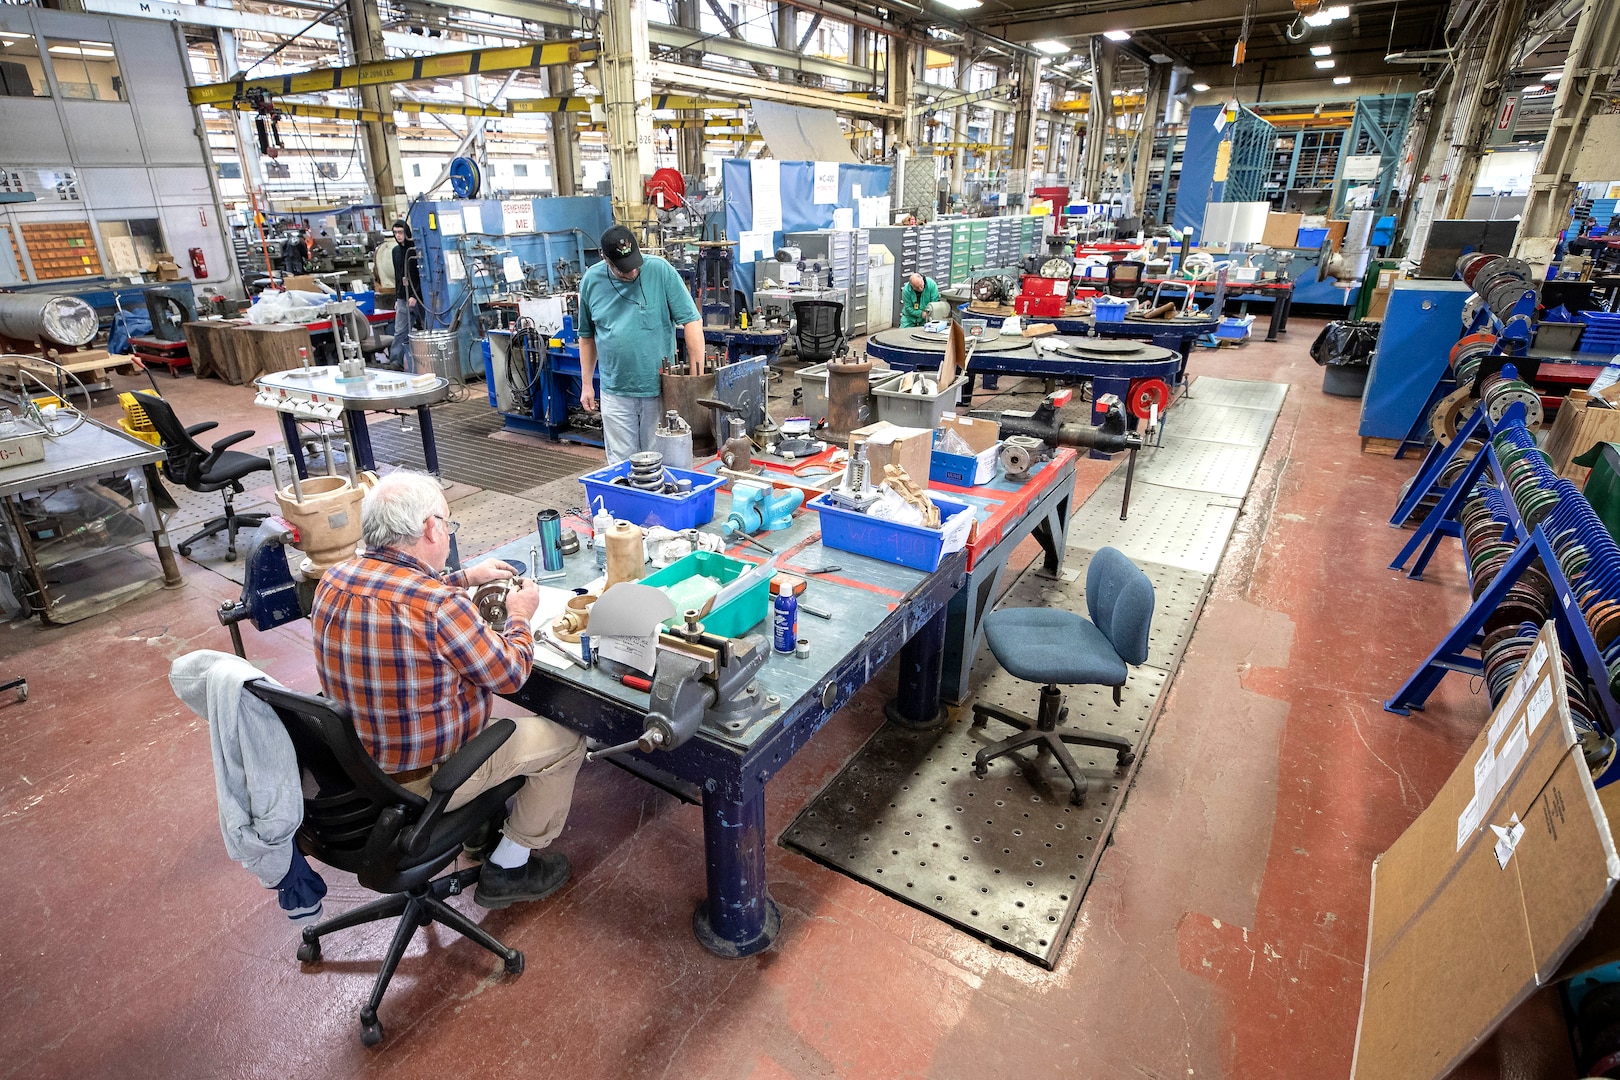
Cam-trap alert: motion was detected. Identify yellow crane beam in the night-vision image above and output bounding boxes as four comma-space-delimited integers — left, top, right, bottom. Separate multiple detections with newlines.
223, 94, 741, 124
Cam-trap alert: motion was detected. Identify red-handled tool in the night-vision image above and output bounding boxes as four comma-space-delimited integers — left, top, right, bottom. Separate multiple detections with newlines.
620, 674, 652, 692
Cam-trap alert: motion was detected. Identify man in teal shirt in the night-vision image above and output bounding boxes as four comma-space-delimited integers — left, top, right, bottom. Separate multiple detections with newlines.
899, 273, 941, 328
577, 225, 705, 464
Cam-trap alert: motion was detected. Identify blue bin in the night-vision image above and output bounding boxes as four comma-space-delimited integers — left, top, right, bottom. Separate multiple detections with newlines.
807, 493, 972, 572
578, 462, 725, 529
1094, 296, 1129, 324
1297, 227, 1329, 248
343, 290, 376, 315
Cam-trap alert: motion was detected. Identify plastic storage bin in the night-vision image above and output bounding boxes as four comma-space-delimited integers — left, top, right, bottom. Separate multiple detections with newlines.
1297, 227, 1329, 248
872, 373, 967, 429
808, 492, 973, 572
577, 461, 725, 529
641, 550, 768, 635
1093, 296, 1129, 323
929, 430, 1001, 486
343, 290, 376, 315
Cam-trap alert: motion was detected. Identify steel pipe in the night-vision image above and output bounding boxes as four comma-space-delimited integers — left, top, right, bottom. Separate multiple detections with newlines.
0, 294, 98, 348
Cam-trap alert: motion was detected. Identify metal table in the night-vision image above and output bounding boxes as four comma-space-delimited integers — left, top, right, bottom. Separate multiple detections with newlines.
484, 451, 1078, 957
1140, 277, 1296, 342
704, 326, 789, 367
0, 418, 175, 624
253, 366, 451, 478
958, 304, 1215, 384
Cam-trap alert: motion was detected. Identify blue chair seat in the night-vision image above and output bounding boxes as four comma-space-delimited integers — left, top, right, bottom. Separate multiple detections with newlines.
982, 608, 1129, 687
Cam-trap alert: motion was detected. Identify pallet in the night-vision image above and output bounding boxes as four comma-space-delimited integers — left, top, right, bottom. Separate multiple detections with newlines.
0, 350, 136, 390
1360, 436, 1405, 456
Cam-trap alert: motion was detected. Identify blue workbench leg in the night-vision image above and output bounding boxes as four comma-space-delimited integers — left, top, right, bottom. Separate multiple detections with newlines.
692, 774, 781, 958
885, 604, 949, 727
279, 412, 309, 479
343, 409, 377, 472
416, 404, 441, 476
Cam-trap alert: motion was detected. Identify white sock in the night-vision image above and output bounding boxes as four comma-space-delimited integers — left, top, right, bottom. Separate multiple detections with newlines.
489, 836, 531, 869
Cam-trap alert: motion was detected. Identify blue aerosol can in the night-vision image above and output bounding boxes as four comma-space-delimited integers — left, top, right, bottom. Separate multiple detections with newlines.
771, 574, 804, 654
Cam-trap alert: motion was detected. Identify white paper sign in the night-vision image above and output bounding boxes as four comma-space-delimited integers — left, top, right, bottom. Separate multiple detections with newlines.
858, 195, 890, 229
813, 161, 839, 204
502, 199, 533, 234
750, 159, 782, 233
444, 251, 465, 281
1457, 793, 1481, 851
502, 255, 524, 283
831, 206, 854, 230
737, 230, 773, 264
1527, 676, 1554, 734
1342, 154, 1383, 181
461, 205, 484, 234
439, 210, 464, 237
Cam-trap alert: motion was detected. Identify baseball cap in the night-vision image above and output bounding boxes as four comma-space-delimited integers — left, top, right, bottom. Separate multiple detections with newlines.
600, 225, 643, 272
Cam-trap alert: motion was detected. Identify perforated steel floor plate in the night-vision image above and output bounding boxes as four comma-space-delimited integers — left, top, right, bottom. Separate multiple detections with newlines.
1135, 438, 1266, 498
1015, 556, 1212, 675
1064, 477, 1242, 574
782, 665, 1167, 968
1165, 399, 1281, 448
1187, 375, 1289, 412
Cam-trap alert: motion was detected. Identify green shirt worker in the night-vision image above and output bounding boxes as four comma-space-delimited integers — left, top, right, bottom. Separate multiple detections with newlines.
900, 273, 942, 328
577, 226, 705, 465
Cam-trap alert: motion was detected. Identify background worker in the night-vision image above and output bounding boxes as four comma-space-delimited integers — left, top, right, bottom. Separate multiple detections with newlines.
576, 225, 705, 464
387, 219, 423, 370
900, 273, 941, 328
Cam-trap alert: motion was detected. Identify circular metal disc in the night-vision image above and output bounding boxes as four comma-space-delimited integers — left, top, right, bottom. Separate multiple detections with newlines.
1056, 336, 1145, 355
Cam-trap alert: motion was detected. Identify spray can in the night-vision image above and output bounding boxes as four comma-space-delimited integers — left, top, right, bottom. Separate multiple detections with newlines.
536, 509, 565, 571
770, 573, 805, 654
593, 499, 611, 571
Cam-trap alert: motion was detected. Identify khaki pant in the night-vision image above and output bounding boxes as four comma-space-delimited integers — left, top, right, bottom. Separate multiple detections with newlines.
402, 715, 585, 850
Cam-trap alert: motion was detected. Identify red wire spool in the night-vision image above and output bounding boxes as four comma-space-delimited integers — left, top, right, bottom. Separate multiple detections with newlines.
1128, 377, 1171, 420
644, 168, 686, 208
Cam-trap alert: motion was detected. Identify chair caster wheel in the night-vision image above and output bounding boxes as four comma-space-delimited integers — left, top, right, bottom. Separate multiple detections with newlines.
505, 950, 525, 976
1118, 751, 1136, 767
296, 940, 321, 964
359, 1010, 383, 1047
178, 545, 192, 557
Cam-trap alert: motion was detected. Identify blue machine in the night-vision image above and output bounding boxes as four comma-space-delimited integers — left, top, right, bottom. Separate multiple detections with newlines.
1358, 281, 1472, 440
484, 317, 601, 445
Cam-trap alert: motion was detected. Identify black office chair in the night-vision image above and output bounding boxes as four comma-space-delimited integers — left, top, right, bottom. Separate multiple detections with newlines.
1106, 261, 1144, 298
244, 680, 526, 1047
792, 299, 847, 363
135, 390, 270, 561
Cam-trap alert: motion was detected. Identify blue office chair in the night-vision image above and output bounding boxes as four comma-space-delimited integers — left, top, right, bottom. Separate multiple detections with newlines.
972, 546, 1154, 806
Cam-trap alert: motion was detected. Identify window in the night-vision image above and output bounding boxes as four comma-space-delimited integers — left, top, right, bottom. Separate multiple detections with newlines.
98, 218, 163, 275
411, 163, 421, 177
265, 161, 291, 179
45, 38, 125, 101
215, 161, 242, 180
513, 163, 528, 177
314, 162, 339, 179
0, 31, 48, 97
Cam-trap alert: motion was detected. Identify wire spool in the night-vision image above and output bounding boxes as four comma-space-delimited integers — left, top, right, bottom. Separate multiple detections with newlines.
448, 156, 482, 199
644, 167, 686, 208
1127, 377, 1170, 421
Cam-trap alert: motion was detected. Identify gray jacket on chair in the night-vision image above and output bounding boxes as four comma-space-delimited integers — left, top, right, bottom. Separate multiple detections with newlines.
170, 650, 301, 887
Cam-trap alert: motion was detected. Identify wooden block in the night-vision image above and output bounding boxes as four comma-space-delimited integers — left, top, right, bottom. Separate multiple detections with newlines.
1022, 323, 1058, 337
1360, 436, 1403, 456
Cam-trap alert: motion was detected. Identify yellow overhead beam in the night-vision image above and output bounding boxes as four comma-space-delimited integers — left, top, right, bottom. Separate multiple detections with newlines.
1261, 111, 1355, 127
1051, 93, 1148, 112
187, 39, 600, 106
510, 94, 740, 113
224, 94, 741, 124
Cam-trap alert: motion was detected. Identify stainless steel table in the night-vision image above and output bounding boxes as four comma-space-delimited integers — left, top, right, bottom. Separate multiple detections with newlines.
0, 418, 176, 624
254, 366, 451, 478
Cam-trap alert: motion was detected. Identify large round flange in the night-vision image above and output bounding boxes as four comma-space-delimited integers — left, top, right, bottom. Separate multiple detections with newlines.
1057, 336, 1146, 355
1429, 386, 1476, 445
1457, 252, 1497, 287
1483, 381, 1544, 430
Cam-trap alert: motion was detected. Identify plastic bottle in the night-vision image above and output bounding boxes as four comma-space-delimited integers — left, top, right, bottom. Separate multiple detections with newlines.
593, 499, 612, 571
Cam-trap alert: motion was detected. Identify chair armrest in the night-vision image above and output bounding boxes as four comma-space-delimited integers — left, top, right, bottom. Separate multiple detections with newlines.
200, 430, 255, 473
185, 421, 219, 437
399, 719, 515, 858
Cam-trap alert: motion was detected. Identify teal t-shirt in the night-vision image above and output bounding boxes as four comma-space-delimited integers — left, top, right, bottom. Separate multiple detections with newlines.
575, 255, 702, 397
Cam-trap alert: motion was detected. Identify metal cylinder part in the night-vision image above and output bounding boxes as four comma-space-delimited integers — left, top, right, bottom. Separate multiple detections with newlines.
0, 294, 98, 348
652, 409, 694, 471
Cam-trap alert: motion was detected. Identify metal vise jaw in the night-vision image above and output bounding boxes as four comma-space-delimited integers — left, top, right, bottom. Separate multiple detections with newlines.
217, 518, 313, 657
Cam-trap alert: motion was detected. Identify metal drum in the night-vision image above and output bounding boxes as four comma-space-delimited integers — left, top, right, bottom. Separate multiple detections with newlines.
0, 294, 98, 347
408, 328, 458, 379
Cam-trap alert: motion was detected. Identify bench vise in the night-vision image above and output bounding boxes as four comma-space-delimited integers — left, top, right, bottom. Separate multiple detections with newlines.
970, 390, 1145, 520
217, 518, 313, 657
589, 623, 778, 761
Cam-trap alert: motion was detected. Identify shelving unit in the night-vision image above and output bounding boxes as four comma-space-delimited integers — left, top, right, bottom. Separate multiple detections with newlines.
1143, 131, 1185, 226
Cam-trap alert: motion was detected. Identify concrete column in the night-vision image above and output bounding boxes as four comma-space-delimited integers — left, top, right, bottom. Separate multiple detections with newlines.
601, 0, 655, 222
951, 54, 969, 197
1009, 52, 1041, 186
546, 28, 582, 196
1083, 37, 1116, 201
774, 4, 796, 83
1442, 0, 1529, 219
674, 0, 703, 179
1514, 0, 1620, 264
885, 36, 915, 156
346, 0, 406, 218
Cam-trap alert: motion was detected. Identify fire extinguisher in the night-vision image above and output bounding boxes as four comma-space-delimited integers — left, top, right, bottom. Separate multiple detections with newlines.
188, 247, 208, 279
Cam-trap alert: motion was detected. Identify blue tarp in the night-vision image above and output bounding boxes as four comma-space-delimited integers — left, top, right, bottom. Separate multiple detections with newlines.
108, 308, 152, 354
1174, 105, 1225, 244
721, 159, 893, 300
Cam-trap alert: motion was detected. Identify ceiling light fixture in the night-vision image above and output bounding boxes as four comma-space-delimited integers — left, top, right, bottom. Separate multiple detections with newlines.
933, 0, 982, 10
1304, 11, 1333, 26
1333, 75, 1352, 84
1103, 30, 1130, 42
1191, 82, 1210, 92
1031, 40, 1071, 55
1545, 70, 1564, 80
1315, 58, 1336, 69
1310, 45, 1332, 56
1524, 83, 1548, 93
1326, 4, 1350, 16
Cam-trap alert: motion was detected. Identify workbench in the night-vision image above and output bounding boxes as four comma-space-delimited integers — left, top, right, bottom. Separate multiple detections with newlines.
1140, 277, 1296, 342
957, 304, 1214, 384
253, 365, 450, 477
481, 448, 1078, 958
182, 312, 394, 386
0, 418, 173, 624
704, 326, 789, 367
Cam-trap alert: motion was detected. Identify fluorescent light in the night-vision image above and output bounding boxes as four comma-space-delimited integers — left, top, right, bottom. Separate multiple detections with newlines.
1304, 11, 1333, 26
1333, 75, 1352, 84
1315, 58, 1336, 69
1191, 82, 1210, 92
0, 31, 32, 39
1545, 70, 1563, 80
1103, 30, 1131, 42
1326, 4, 1350, 16
1031, 40, 1071, 55
49, 45, 116, 58
79, 41, 112, 48
1524, 84, 1547, 93
1310, 45, 1332, 56
934, 0, 982, 10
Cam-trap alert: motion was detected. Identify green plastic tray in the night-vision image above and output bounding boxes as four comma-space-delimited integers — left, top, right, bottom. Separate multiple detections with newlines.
641, 550, 769, 637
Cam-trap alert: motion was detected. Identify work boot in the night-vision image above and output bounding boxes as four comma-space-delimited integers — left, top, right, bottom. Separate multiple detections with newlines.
474, 850, 571, 909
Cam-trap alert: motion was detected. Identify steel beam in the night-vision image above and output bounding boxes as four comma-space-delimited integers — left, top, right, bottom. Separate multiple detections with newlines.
648, 59, 902, 118
991, 0, 1296, 42
76, 0, 473, 56
602, 0, 654, 219
349, 0, 406, 219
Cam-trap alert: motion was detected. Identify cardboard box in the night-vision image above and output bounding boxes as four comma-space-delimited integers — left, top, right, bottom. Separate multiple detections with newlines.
282, 274, 324, 294
1351, 622, 1620, 1080
930, 413, 1002, 486
1364, 268, 1403, 322
1543, 388, 1620, 482
1261, 212, 1303, 249
850, 421, 933, 487
1326, 218, 1349, 252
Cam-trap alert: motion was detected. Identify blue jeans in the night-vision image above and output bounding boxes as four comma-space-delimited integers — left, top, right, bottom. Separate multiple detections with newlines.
388, 299, 411, 370
599, 393, 662, 465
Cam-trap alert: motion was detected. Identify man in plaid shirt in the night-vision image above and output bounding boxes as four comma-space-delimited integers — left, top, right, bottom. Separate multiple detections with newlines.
312, 470, 584, 909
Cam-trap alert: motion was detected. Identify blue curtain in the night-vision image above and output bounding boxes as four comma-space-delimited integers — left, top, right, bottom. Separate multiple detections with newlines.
722, 159, 893, 299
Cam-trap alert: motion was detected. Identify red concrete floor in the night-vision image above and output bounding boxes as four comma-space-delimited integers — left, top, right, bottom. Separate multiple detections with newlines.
0, 327, 1540, 1078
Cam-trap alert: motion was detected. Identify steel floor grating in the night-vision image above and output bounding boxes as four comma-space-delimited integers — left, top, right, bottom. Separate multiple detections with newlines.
781, 378, 1283, 965
365, 401, 591, 494
1163, 398, 1281, 448
1134, 438, 1266, 498
1186, 375, 1289, 412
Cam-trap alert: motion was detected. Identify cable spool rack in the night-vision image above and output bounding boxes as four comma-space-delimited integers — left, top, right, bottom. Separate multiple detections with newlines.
1386, 402, 1620, 781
